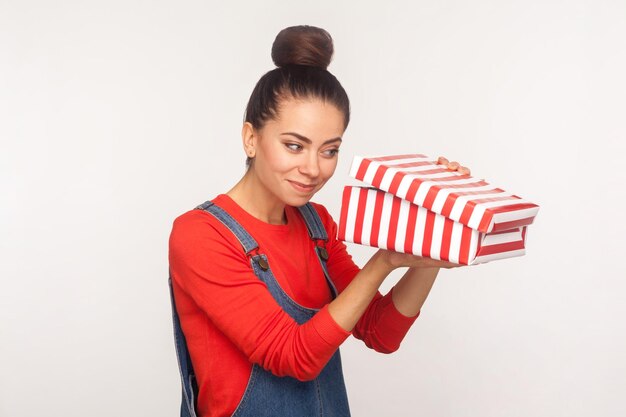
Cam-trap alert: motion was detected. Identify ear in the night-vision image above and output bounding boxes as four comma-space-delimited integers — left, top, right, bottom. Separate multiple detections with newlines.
241, 122, 258, 158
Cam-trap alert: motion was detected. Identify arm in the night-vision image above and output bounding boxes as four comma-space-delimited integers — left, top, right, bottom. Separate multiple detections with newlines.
327, 251, 453, 332
391, 266, 440, 317
169, 210, 351, 382
170, 207, 455, 381
327, 250, 394, 331
315, 203, 455, 353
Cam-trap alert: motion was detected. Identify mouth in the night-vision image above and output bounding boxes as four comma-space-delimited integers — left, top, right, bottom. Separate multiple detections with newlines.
288, 180, 318, 193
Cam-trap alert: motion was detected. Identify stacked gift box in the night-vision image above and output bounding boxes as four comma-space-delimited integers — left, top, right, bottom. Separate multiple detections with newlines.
338, 154, 540, 265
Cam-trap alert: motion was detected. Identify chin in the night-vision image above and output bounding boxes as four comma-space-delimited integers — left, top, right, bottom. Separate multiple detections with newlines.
287, 196, 313, 207
283, 191, 315, 207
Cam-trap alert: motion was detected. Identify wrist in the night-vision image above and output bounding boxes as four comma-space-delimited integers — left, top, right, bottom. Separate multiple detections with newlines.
407, 265, 440, 282
408, 265, 440, 275
372, 249, 397, 275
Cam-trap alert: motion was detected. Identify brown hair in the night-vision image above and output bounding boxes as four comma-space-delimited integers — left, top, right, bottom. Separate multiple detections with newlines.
243, 25, 350, 169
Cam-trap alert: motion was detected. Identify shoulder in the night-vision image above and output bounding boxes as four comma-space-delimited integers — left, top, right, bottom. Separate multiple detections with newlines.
169, 207, 245, 260
170, 208, 215, 239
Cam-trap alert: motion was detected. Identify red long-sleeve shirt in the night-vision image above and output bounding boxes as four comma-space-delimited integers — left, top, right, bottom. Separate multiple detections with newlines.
169, 194, 420, 417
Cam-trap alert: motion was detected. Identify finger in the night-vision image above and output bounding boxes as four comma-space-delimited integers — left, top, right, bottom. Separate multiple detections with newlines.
459, 166, 471, 175
437, 156, 449, 165
447, 161, 460, 170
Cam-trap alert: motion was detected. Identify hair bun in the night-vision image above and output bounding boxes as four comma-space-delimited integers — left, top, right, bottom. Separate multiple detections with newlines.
271, 25, 334, 70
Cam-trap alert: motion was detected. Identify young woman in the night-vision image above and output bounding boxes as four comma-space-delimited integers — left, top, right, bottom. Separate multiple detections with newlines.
168, 25, 470, 417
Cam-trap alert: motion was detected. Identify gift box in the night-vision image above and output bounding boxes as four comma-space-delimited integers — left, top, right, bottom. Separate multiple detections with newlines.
338, 154, 540, 265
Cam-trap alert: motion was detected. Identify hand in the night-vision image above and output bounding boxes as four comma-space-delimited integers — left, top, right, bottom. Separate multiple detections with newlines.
377, 249, 463, 271
438, 156, 471, 175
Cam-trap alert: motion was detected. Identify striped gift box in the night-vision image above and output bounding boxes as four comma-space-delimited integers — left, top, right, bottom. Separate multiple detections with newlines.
338, 154, 540, 265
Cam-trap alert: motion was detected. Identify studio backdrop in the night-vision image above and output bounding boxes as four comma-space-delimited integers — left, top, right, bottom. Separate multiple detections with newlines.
1, 1, 625, 416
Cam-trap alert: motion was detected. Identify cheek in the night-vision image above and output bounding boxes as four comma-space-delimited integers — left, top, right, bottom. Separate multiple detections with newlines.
321, 159, 338, 177
260, 149, 292, 174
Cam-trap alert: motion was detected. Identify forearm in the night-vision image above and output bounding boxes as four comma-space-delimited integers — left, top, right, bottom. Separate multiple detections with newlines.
327, 250, 394, 332
391, 266, 439, 317
342, 264, 438, 353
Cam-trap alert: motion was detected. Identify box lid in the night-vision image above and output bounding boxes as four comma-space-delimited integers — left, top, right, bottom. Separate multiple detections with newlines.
349, 153, 539, 234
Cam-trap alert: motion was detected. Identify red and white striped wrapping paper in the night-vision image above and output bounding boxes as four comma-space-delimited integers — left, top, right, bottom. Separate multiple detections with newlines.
338, 154, 539, 265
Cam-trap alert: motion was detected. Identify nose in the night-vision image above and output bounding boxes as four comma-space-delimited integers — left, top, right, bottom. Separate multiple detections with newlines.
299, 152, 320, 178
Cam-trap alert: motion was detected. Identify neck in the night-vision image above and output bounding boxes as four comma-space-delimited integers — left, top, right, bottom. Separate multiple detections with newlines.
226, 169, 287, 225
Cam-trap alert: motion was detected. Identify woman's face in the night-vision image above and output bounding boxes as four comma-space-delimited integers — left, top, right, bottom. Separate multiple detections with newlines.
250, 96, 345, 207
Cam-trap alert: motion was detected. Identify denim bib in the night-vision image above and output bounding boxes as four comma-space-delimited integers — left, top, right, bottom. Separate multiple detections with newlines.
168, 201, 351, 417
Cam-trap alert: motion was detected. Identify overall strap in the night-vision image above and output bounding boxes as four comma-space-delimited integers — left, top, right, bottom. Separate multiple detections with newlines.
194, 200, 259, 256
296, 203, 338, 299
168, 274, 198, 417
196, 200, 329, 253
296, 203, 328, 241
196, 200, 338, 298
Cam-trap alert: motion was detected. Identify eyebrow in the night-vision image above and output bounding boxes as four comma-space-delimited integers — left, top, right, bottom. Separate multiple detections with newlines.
280, 132, 342, 145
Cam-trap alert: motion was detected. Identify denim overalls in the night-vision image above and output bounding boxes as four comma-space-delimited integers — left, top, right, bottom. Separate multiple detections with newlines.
168, 200, 351, 417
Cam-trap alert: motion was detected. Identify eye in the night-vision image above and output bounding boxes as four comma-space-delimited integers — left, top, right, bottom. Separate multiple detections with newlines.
323, 148, 340, 157
285, 143, 303, 152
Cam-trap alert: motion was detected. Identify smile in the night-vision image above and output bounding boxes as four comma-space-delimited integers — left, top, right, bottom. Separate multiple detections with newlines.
288, 180, 317, 193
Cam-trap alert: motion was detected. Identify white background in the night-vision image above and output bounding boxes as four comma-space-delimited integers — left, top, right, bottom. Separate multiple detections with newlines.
2, 1, 625, 416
